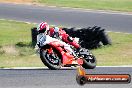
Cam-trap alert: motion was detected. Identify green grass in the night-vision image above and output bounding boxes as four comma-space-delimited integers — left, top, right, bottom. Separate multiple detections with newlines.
0, 19, 44, 67
0, 19, 132, 68
92, 32, 132, 66
37, 0, 132, 12
0, 20, 33, 45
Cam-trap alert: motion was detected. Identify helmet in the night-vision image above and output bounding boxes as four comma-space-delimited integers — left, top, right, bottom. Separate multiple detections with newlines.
37, 22, 49, 34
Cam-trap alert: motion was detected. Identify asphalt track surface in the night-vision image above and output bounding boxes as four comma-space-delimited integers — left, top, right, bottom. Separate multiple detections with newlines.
0, 67, 132, 88
0, 3, 132, 33
0, 3, 132, 88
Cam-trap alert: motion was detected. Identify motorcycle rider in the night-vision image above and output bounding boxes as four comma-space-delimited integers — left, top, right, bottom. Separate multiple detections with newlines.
35, 22, 77, 58
48, 26, 82, 52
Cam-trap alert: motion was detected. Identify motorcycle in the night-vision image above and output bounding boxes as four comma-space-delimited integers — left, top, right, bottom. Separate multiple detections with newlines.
39, 39, 96, 70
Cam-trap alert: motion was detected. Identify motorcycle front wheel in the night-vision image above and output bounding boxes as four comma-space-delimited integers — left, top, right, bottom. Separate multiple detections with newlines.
40, 48, 61, 70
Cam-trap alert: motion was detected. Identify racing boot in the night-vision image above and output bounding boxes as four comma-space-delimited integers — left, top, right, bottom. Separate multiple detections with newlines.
76, 47, 83, 56
72, 52, 78, 60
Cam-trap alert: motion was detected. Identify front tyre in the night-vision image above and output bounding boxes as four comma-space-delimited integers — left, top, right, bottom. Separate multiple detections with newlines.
40, 48, 61, 70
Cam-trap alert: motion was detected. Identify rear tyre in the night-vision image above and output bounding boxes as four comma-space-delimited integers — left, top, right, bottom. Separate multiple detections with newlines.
81, 50, 96, 69
82, 55, 96, 69
40, 48, 61, 70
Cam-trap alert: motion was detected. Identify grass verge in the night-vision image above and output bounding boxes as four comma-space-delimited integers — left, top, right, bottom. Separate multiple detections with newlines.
38, 0, 132, 12
0, 19, 44, 68
92, 32, 132, 66
0, 19, 132, 68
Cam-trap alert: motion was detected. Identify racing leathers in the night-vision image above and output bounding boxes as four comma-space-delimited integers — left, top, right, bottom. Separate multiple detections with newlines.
36, 33, 75, 56
48, 27, 81, 51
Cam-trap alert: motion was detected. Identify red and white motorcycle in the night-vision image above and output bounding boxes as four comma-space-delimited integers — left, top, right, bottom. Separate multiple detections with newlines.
39, 38, 96, 70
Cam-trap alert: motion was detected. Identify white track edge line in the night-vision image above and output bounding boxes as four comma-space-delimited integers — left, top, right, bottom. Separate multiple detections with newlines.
1, 66, 132, 70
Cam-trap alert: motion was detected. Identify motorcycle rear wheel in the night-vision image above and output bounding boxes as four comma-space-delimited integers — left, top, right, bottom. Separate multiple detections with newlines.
40, 48, 61, 70
81, 50, 96, 69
